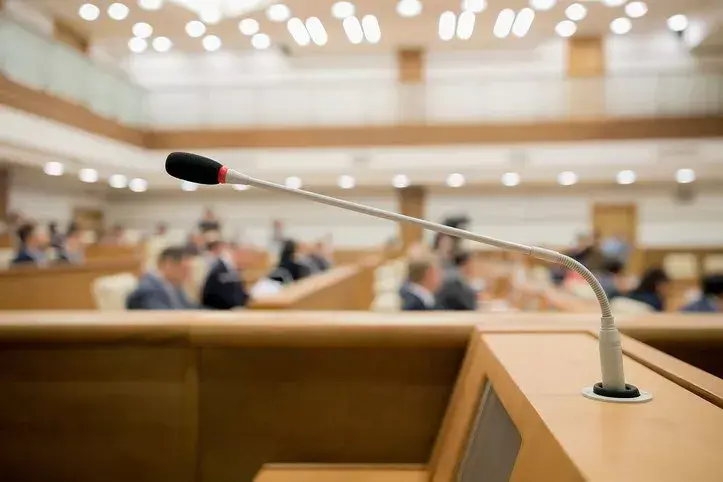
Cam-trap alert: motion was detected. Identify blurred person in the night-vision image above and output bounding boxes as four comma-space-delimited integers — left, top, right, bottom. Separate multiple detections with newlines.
205, 239, 226, 264
681, 274, 723, 313
596, 259, 626, 299
155, 223, 168, 237
306, 240, 332, 272
186, 231, 206, 256
601, 231, 631, 265
202, 243, 253, 310
56, 225, 85, 264
622, 267, 670, 312
198, 207, 221, 233
436, 251, 478, 311
48, 221, 63, 249
102, 224, 125, 244
400, 253, 442, 311
11, 223, 48, 267
270, 239, 309, 284
126, 247, 196, 310
268, 219, 285, 257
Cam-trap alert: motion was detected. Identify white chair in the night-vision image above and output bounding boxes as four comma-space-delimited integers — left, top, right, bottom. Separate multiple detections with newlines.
567, 281, 598, 300
703, 255, 723, 275
122, 229, 144, 245
610, 297, 654, 314
372, 291, 401, 312
92, 273, 138, 311
0, 248, 14, 269
144, 235, 169, 270
663, 253, 698, 280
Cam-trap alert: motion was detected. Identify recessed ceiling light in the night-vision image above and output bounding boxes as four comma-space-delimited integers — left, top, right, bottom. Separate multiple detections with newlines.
624, 1, 647, 18
285, 176, 303, 189
128, 37, 148, 53
251, 33, 271, 49
202, 35, 222, 52
338, 175, 356, 189
397, 0, 422, 18
343, 16, 364, 44
186, 20, 206, 37
438, 11, 456, 41
493, 9, 515, 38
446, 173, 465, 188
610, 17, 632, 34
138, 0, 162, 10
393, 174, 410, 188
529, 0, 556, 11
565, 3, 586, 21
555, 19, 577, 37
129, 178, 148, 192
501, 172, 520, 187
557, 171, 578, 186
306, 17, 329, 46
267, 4, 291, 22
132, 22, 153, 38
456, 11, 476, 40
332, 1, 355, 19
108, 3, 129, 20
667, 14, 688, 32
78, 3, 100, 21
512, 7, 535, 38
602, 0, 626, 6
152, 36, 173, 52
199, 7, 221, 24
239, 18, 260, 35
361, 15, 381, 44
79, 168, 98, 183
233, 184, 249, 191
616, 170, 636, 185
675, 168, 696, 184
109, 174, 128, 189
287, 17, 311, 45
43, 161, 64, 176
462, 0, 486, 13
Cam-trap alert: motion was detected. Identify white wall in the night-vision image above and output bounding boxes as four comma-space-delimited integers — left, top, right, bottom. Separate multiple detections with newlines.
8, 185, 106, 227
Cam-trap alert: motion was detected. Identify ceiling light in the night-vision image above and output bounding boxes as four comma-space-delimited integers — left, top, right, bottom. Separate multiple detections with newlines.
616, 170, 636, 185
43, 161, 64, 176
393, 174, 410, 188
501, 172, 520, 187
251, 33, 271, 49
132, 22, 153, 38
199, 7, 221, 24
109, 174, 128, 189
287, 17, 311, 46
152, 36, 173, 52
565, 3, 586, 21
202, 35, 222, 51
138, 0, 162, 10
555, 20, 577, 37
285, 176, 302, 189
186, 21, 206, 37
239, 18, 260, 35
129, 178, 148, 192
108, 3, 129, 20
610, 17, 632, 34
557, 171, 578, 186
78, 3, 100, 21
332, 1, 355, 19
343, 16, 364, 44
462, 0, 486, 13
338, 175, 355, 189
362, 15, 381, 44
397, 0, 422, 18
667, 14, 688, 32
529, 0, 556, 11
79, 168, 98, 183
438, 11, 456, 41
456, 11, 475, 40
446, 173, 465, 188
233, 184, 249, 191
676, 168, 696, 184
128, 37, 148, 53
181, 180, 198, 191
512, 7, 535, 37
493, 9, 515, 38
602, 0, 627, 6
624, 1, 647, 18
267, 4, 291, 22
306, 17, 328, 46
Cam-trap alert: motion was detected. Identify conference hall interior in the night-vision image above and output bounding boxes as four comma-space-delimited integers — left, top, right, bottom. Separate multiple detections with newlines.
1, 0, 723, 481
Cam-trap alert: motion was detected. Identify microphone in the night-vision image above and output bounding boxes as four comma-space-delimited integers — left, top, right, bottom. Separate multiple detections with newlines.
165, 151, 651, 404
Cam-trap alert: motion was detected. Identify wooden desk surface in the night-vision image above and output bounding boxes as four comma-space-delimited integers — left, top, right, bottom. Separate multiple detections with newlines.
255, 465, 428, 482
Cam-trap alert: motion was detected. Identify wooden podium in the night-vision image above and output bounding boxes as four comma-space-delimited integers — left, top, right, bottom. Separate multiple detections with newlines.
0, 312, 721, 481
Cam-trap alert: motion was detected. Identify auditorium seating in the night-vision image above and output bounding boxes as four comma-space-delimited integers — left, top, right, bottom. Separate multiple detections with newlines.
92, 273, 139, 310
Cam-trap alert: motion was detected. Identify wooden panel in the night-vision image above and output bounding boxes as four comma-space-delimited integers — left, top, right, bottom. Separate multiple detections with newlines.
84, 243, 143, 261
0, 167, 9, 221
567, 36, 605, 78
255, 464, 428, 482
53, 19, 89, 54
592, 203, 637, 243
398, 49, 424, 84
398, 187, 426, 250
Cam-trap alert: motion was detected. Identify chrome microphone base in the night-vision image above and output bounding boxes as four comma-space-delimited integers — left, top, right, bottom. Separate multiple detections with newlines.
582, 383, 653, 403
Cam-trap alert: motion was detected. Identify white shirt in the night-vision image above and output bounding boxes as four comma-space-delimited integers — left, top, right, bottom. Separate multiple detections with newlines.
406, 282, 436, 308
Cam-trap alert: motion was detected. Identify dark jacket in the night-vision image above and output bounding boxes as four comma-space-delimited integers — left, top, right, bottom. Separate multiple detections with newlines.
202, 258, 250, 310
11, 248, 40, 267
400, 283, 437, 311
126, 273, 196, 310
276, 260, 309, 283
681, 297, 719, 313
307, 254, 331, 272
436, 272, 478, 311
625, 291, 664, 312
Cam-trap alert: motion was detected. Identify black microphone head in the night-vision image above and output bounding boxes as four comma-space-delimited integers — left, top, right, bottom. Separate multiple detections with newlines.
165, 152, 223, 185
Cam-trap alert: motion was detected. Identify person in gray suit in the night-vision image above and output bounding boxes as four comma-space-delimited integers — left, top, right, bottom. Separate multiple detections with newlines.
126, 246, 197, 310
435, 251, 478, 311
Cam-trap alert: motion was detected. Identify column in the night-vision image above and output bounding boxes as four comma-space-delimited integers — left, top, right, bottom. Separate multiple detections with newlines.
397, 186, 427, 250
397, 48, 426, 122
53, 19, 89, 54
566, 36, 606, 116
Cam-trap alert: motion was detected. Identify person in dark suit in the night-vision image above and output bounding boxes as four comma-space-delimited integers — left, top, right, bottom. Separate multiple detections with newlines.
126, 247, 196, 310
681, 274, 723, 313
273, 239, 309, 284
202, 244, 252, 310
11, 223, 48, 267
623, 267, 669, 312
306, 241, 331, 273
436, 251, 478, 311
400, 253, 442, 311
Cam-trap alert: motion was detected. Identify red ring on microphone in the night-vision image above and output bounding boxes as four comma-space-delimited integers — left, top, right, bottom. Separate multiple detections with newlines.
218, 166, 229, 184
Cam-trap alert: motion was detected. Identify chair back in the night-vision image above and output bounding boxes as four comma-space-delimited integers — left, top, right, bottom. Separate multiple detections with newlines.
663, 253, 698, 280
610, 296, 654, 314
92, 273, 139, 311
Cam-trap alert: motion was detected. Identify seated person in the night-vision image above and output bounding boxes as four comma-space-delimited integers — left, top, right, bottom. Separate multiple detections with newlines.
596, 259, 625, 299
272, 239, 309, 284
11, 223, 48, 267
126, 247, 196, 310
681, 274, 723, 313
305, 240, 331, 273
436, 251, 478, 311
622, 267, 669, 312
186, 231, 206, 256
202, 244, 252, 310
205, 239, 226, 265
400, 253, 442, 311
56, 225, 85, 264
